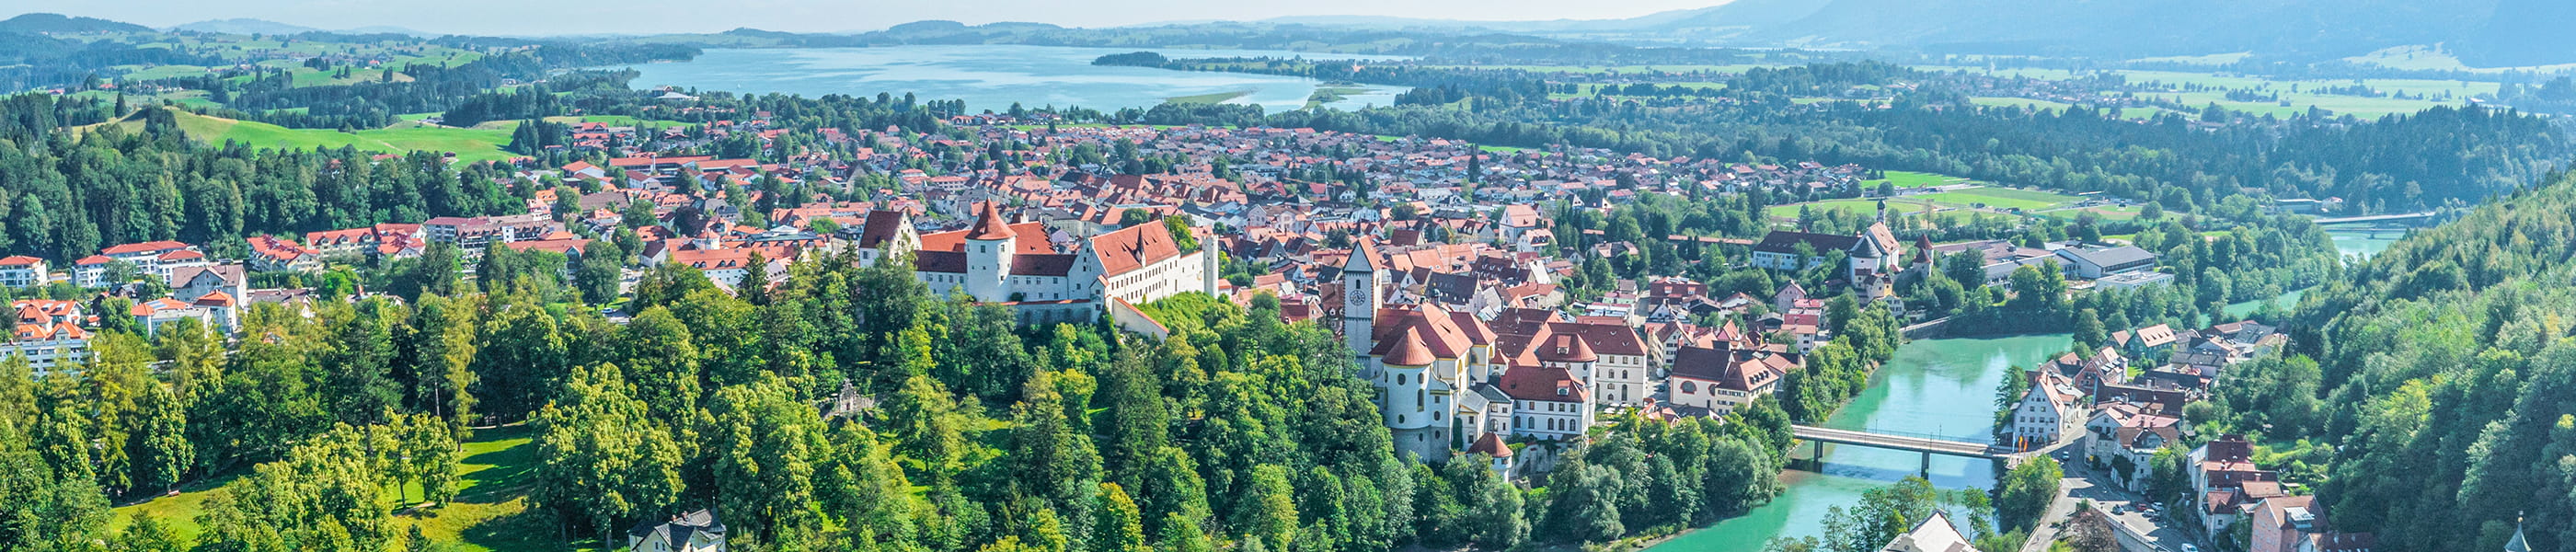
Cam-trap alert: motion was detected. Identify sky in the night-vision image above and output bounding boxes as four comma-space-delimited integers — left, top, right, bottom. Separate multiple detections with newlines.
29, 0, 1730, 37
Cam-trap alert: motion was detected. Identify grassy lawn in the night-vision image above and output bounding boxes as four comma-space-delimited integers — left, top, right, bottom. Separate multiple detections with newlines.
83, 108, 517, 165
406, 425, 584, 552
2041, 204, 2145, 222
1767, 198, 1914, 219
116, 64, 219, 81
1915, 188, 2083, 212
1302, 86, 1371, 109
1867, 170, 1969, 189
110, 425, 569, 551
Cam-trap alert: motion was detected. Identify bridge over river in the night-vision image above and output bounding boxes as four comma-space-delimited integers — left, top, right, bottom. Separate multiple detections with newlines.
1789, 424, 2068, 473
2313, 212, 2437, 225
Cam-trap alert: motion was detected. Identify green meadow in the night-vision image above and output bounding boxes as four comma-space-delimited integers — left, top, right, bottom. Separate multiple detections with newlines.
111, 425, 569, 552
85, 108, 518, 165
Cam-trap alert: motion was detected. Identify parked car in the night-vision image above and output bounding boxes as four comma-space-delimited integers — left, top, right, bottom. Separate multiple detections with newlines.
2179, 545, 2200, 552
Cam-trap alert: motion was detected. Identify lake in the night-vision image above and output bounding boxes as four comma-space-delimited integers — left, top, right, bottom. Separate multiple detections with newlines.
598, 45, 1413, 113
1650, 334, 2072, 551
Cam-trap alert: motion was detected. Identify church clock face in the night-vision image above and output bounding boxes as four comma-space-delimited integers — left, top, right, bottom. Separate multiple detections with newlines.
1347, 279, 1370, 310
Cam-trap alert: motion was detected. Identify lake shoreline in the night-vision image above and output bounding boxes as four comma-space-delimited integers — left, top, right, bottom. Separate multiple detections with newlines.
592, 45, 1413, 113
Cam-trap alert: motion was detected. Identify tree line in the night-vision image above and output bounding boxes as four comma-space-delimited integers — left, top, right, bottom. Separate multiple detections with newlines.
2248, 170, 2576, 551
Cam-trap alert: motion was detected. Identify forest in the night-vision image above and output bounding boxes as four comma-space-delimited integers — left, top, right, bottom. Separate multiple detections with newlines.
0, 87, 949, 263
1104, 62, 2568, 216
2232, 170, 2576, 552
0, 231, 1845, 552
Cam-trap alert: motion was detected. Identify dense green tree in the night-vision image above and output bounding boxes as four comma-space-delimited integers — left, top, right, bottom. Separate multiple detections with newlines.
1541, 460, 1625, 544
1995, 457, 2061, 532
1094, 483, 1153, 552
708, 375, 834, 547
470, 301, 569, 421
530, 363, 686, 547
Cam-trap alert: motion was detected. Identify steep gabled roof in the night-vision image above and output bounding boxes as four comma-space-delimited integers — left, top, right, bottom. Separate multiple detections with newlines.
1090, 220, 1186, 277
1497, 365, 1585, 402
965, 201, 1018, 241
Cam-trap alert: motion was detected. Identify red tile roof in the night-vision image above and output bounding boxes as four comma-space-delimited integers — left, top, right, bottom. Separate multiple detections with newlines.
1090, 221, 1186, 277
965, 201, 1018, 241
1382, 329, 1438, 366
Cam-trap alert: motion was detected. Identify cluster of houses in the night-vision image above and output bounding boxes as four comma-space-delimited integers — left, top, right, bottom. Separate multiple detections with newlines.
2015, 319, 2287, 456
4, 240, 253, 372
1984, 316, 2384, 552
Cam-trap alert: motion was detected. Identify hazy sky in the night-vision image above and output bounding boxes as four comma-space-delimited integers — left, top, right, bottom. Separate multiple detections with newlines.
31, 0, 1728, 36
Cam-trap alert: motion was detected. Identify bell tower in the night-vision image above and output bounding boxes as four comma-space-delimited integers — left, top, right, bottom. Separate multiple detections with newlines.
1341, 240, 1384, 357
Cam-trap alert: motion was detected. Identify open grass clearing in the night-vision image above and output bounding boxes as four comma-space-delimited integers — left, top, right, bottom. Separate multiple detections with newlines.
110, 425, 560, 551
1867, 170, 1971, 189
1766, 198, 1926, 220
80, 108, 517, 165
1915, 188, 2084, 212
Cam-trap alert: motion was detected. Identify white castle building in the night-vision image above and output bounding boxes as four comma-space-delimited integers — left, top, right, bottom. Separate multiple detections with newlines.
861, 201, 1217, 324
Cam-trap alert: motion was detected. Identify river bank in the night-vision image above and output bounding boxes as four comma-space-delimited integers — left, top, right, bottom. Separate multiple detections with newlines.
1647, 334, 2072, 551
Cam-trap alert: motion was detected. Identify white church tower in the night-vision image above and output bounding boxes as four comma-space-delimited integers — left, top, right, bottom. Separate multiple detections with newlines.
963, 201, 1018, 303
1342, 240, 1385, 358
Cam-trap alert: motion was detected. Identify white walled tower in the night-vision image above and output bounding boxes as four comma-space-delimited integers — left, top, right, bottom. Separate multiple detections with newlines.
963, 201, 1018, 302
1341, 240, 1385, 358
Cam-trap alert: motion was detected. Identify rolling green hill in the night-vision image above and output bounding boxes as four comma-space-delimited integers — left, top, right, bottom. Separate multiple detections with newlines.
84, 108, 517, 165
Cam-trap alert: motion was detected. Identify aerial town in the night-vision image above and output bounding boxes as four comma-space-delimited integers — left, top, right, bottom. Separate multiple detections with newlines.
0, 107, 2367, 552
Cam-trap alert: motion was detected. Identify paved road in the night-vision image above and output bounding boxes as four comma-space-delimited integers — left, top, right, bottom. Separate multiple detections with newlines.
2019, 451, 2208, 552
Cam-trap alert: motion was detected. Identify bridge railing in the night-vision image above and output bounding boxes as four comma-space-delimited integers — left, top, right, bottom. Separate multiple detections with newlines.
1795, 424, 1992, 445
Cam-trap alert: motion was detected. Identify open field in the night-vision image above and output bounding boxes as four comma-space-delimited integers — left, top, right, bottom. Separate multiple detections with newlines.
1867, 170, 1972, 189
111, 425, 564, 552
106, 31, 485, 89
2128, 52, 2254, 66
2343, 45, 2576, 75
2041, 204, 2148, 222
82, 108, 517, 165
1768, 199, 1888, 219
1924, 65, 2491, 118
1914, 187, 2086, 212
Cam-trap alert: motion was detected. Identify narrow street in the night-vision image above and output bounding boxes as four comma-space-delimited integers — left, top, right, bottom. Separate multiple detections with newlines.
2018, 447, 2208, 552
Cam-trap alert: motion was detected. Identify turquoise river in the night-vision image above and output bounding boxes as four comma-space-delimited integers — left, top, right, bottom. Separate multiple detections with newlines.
1652, 333, 2073, 550
1651, 230, 2399, 550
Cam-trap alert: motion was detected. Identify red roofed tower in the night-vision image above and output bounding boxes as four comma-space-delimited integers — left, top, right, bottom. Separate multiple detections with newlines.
965, 201, 1018, 302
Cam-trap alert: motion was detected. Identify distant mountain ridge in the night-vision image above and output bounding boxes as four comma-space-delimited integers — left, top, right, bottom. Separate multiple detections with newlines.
0, 13, 154, 34
14, 4, 2576, 66
170, 17, 319, 35
1264, 0, 2572, 65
